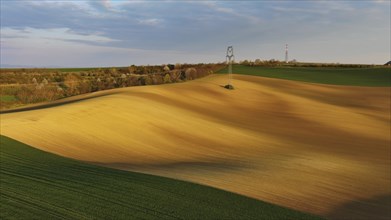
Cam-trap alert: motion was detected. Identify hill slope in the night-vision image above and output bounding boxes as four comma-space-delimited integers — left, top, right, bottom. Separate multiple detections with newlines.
217, 65, 391, 86
1, 74, 390, 219
1, 135, 322, 219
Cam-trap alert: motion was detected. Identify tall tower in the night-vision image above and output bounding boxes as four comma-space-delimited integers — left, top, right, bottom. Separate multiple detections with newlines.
226, 46, 234, 87
285, 44, 288, 63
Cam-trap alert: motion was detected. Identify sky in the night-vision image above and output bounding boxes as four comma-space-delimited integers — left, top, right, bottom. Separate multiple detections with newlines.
0, 0, 390, 67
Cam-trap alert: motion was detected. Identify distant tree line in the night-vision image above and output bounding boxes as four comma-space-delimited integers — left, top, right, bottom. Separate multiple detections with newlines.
0, 63, 224, 109
238, 59, 377, 68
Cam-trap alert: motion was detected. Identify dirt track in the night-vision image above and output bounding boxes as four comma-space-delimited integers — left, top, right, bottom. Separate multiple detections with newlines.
1, 74, 390, 219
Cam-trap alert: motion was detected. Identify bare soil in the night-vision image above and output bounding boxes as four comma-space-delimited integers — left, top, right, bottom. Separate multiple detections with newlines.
1, 74, 390, 219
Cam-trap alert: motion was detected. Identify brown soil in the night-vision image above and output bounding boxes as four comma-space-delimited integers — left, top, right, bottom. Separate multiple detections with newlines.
1, 74, 390, 219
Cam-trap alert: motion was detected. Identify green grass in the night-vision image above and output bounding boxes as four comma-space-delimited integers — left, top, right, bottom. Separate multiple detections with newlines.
0, 135, 323, 220
0, 95, 17, 102
217, 65, 391, 86
54, 67, 100, 72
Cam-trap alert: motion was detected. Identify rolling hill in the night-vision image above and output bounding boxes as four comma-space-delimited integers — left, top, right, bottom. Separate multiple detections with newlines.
1, 74, 390, 219
217, 65, 391, 86
1, 135, 322, 219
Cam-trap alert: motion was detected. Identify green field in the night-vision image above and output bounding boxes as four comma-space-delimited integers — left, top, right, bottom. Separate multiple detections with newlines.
218, 65, 391, 86
0, 136, 323, 219
55, 67, 99, 72
0, 95, 17, 102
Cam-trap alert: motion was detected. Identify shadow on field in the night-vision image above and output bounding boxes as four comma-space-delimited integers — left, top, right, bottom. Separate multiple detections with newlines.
92, 159, 252, 173
326, 193, 391, 220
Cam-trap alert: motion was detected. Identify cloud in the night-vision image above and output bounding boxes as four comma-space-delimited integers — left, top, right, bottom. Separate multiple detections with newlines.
198, 1, 262, 24
1, 32, 212, 67
2, 27, 118, 43
137, 18, 162, 26
374, 0, 390, 4
0, 1, 389, 66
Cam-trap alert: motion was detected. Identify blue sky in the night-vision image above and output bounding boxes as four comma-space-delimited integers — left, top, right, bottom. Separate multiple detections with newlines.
1, 0, 390, 67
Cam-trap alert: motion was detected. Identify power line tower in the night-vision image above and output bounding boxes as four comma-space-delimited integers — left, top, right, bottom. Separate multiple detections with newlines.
225, 46, 234, 89
285, 44, 288, 63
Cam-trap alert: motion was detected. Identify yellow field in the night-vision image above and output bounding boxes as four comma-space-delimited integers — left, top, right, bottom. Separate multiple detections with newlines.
1, 74, 390, 219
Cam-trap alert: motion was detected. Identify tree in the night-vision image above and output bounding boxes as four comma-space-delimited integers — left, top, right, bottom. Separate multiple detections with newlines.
64, 74, 80, 96
163, 73, 172, 83
144, 75, 153, 85
170, 70, 182, 82
152, 74, 163, 85
185, 68, 197, 80
241, 60, 250, 65
128, 65, 136, 74
116, 74, 127, 87
163, 65, 170, 72
128, 75, 139, 86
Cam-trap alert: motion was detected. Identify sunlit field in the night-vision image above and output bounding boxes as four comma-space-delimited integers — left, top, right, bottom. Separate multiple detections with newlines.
2, 72, 389, 219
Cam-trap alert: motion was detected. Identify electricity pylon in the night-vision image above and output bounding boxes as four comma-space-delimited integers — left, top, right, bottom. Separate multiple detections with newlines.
226, 46, 234, 87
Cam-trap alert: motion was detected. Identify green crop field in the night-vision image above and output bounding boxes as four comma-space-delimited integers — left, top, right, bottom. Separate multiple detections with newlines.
0, 95, 17, 102
55, 67, 99, 72
0, 135, 323, 220
218, 65, 391, 86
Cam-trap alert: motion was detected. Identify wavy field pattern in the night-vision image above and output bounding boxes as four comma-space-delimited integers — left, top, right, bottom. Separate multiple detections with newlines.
1, 136, 321, 219
1, 74, 390, 219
